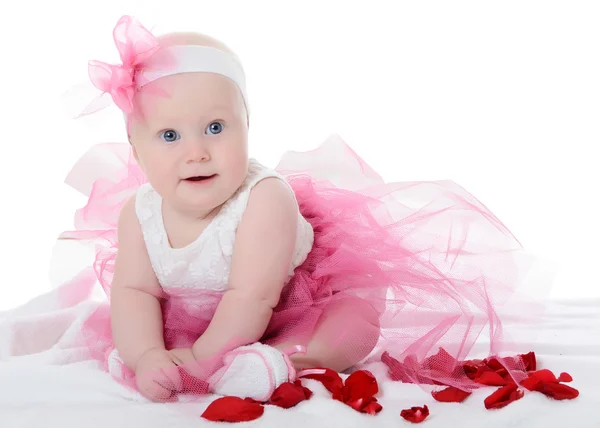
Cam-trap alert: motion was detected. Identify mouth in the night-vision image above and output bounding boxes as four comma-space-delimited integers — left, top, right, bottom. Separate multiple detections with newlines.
183, 174, 217, 183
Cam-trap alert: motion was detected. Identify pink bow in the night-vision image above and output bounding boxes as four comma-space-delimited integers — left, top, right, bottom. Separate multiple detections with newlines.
87, 15, 160, 115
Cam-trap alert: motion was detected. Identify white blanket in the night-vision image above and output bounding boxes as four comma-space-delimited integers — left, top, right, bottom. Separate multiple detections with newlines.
1, 245, 598, 427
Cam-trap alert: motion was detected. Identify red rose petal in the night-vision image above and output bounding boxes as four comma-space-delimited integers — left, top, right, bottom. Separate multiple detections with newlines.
463, 359, 491, 381
519, 351, 537, 371
475, 370, 511, 386
432, 386, 472, 403
484, 384, 524, 410
484, 357, 504, 372
484, 357, 511, 379
201, 396, 264, 422
423, 348, 458, 373
463, 355, 514, 385
299, 368, 344, 396
268, 381, 312, 409
521, 369, 561, 391
295, 379, 313, 399
558, 372, 573, 383
536, 382, 579, 400
528, 369, 559, 383
381, 351, 413, 382
520, 375, 541, 391
517, 367, 580, 400
496, 368, 509, 378
400, 405, 429, 423
344, 396, 383, 415
520, 368, 578, 399
300, 368, 383, 414
343, 370, 379, 402
361, 398, 383, 415
344, 397, 364, 412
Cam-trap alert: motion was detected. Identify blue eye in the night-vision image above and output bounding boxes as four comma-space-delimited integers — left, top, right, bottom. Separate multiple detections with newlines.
160, 129, 180, 143
206, 121, 224, 135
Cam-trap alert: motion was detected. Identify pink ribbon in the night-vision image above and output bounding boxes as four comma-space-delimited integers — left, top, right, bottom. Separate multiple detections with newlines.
87, 15, 160, 115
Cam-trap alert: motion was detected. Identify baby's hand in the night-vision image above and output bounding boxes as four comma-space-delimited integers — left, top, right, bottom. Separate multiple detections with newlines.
168, 347, 197, 366
135, 348, 183, 402
168, 347, 215, 387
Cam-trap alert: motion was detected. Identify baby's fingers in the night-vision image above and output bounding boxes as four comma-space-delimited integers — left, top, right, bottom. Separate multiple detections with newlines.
160, 366, 183, 392
145, 367, 179, 393
137, 375, 175, 402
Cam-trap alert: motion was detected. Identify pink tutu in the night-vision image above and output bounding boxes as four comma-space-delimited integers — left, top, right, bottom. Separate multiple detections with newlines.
58, 134, 546, 394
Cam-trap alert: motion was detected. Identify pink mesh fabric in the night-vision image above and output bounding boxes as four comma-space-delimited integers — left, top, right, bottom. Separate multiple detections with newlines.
57, 135, 546, 399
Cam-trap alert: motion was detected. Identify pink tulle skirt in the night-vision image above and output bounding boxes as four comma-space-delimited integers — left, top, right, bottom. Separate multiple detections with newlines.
58, 134, 545, 394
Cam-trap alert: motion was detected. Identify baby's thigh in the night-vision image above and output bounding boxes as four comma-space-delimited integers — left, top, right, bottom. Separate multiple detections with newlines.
315, 295, 381, 345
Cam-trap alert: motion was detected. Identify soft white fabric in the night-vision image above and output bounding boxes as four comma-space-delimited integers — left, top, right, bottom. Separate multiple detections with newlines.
1, 287, 598, 427
135, 159, 314, 290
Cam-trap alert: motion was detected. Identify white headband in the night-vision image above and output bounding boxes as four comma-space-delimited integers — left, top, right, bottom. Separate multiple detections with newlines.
138, 44, 250, 119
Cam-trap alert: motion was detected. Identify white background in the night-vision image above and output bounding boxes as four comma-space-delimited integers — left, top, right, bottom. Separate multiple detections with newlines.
0, 1, 598, 311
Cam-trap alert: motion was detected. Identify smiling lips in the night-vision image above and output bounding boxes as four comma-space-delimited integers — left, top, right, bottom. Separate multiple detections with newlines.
184, 174, 217, 183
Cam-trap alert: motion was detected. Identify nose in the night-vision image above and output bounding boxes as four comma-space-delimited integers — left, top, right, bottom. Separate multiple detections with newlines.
184, 138, 211, 163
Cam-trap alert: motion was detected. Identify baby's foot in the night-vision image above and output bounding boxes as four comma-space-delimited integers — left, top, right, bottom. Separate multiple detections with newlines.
208, 343, 301, 402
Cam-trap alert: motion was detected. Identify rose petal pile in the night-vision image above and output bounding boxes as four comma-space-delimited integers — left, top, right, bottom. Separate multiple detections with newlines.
299, 368, 383, 415
199, 350, 578, 423
382, 350, 579, 411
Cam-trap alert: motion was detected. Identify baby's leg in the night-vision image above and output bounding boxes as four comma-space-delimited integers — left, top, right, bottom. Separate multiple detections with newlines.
206, 297, 379, 400
275, 297, 381, 373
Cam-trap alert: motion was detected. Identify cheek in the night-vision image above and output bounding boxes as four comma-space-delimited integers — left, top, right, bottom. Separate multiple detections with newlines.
140, 151, 176, 187
226, 149, 249, 181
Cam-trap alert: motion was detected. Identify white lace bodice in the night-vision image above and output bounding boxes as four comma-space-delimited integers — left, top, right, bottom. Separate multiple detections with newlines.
134, 159, 314, 291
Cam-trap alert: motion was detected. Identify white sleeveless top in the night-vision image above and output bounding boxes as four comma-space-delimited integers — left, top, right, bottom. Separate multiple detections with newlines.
134, 159, 314, 291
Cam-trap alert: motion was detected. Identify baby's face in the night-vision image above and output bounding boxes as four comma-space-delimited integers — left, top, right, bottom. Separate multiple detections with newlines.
129, 72, 249, 216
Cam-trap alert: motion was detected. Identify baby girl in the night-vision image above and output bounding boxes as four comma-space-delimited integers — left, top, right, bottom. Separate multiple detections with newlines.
64, 15, 537, 404
92, 17, 380, 402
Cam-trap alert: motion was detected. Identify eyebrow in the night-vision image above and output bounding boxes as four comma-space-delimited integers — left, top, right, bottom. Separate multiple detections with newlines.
149, 107, 236, 129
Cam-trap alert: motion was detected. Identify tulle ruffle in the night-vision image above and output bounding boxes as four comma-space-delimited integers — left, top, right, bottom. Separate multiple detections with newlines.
58, 134, 547, 395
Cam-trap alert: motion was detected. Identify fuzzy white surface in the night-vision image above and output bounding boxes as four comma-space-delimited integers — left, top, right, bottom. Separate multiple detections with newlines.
1, 246, 598, 427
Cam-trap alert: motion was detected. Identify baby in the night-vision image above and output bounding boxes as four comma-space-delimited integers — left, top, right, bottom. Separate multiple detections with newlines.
64, 15, 540, 405
101, 21, 379, 402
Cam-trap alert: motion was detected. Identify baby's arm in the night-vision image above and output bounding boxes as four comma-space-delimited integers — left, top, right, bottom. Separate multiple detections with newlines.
110, 196, 165, 371
192, 178, 298, 360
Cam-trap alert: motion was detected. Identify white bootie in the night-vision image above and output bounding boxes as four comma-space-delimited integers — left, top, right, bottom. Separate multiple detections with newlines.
208, 343, 299, 402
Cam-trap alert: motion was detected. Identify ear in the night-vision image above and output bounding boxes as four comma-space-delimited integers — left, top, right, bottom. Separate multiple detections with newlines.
131, 142, 139, 163
129, 139, 145, 172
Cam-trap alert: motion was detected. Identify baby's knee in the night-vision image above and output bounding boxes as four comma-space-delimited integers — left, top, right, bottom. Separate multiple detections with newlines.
321, 297, 381, 357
